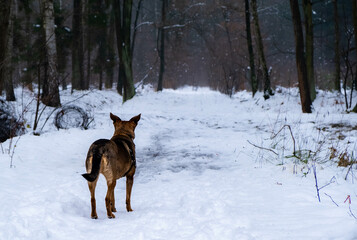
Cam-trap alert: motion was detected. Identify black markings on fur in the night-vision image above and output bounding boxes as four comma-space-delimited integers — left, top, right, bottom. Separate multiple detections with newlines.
82, 139, 110, 182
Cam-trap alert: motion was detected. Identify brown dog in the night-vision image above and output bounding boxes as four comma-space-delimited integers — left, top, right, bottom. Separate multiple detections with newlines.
82, 113, 141, 219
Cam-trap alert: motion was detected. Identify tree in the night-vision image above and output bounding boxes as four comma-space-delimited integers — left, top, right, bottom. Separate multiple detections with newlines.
5, 0, 15, 101
0, 0, 12, 94
251, 0, 273, 100
72, 0, 85, 90
352, 0, 357, 112
290, 0, 312, 113
245, 0, 257, 97
41, 0, 61, 107
333, 0, 341, 92
54, 0, 71, 90
86, 0, 92, 90
93, 0, 106, 90
113, 0, 123, 94
302, 0, 315, 101
23, 0, 34, 91
105, 11, 116, 89
157, 0, 167, 92
353, 0, 357, 91
113, 0, 135, 102
121, 0, 135, 101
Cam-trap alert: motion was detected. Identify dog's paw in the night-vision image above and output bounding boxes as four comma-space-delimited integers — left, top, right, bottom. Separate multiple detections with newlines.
91, 215, 98, 219
112, 207, 117, 212
126, 207, 133, 212
108, 213, 116, 219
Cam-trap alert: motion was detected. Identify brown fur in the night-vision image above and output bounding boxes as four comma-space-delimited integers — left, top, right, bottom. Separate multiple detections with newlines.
82, 113, 141, 219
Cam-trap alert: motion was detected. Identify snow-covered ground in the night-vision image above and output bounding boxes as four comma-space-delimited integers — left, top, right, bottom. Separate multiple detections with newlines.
1, 86, 357, 239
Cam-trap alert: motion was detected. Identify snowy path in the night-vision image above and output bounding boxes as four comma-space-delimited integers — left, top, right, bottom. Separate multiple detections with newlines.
1, 87, 357, 239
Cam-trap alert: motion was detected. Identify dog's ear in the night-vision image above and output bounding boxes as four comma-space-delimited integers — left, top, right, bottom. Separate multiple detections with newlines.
130, 114, 141, 125
110, 113, 121, 123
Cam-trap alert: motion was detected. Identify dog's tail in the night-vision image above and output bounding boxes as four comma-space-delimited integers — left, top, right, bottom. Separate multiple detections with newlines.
82, 147, 102, 182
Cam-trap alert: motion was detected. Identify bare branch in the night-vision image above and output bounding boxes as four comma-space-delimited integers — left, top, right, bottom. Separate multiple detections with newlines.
271, 124, 296, 154
324, 193, 339, 207
247, 140, 279, 156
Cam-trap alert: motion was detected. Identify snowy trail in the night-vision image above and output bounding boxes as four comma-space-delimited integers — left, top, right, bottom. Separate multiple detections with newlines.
1, 87, 357, 239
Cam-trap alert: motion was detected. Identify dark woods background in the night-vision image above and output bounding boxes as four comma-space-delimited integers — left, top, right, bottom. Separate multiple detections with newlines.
0, 0, 356, 111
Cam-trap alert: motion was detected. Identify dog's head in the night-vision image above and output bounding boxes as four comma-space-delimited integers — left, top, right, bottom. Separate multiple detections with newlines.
110, 113, 141, 139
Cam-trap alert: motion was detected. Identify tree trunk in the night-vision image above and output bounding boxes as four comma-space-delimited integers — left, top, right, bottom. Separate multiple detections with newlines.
251, 0, 272, 100
113, 0, 123, 95
0, 0, 12, 94
353, 0, 357, 91
122, 0, 135, 101
72, 0, 85, 90
42, 0, 61, 107
157, 0, 167, 92
24, 1, 33, 91
105, 10, 115, 89
245, 0, 257, 97
290, 0, 312, 113
352, 0, 357, 112
54, 1, 67, 90
97, 39, 106, 91
302, 0, 315, 101
99, 70, 103, 90
131, 0, 143, 58
5, 2, 15, 101
114, 0, 135, 101
333, 0, 341, 92
86, 0, 91, 89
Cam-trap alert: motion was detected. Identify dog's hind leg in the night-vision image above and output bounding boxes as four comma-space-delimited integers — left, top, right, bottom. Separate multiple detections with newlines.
110, 181, 117, 212
126, 175, 134, 212
88, 179, 98, 219
105, 181, 116, 218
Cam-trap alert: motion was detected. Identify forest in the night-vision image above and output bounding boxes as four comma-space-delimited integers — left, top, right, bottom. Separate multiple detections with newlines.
2, 1, 357, 238
0, 0, 356, 112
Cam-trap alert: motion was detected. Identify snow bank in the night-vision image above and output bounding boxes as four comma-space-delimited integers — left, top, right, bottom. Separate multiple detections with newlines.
1, 86, 357, 239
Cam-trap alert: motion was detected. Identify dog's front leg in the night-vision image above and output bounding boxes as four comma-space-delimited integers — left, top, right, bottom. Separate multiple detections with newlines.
126, 175, 134, 212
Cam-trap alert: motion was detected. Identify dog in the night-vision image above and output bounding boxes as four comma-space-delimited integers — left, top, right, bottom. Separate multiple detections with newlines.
82, 113, 141, 219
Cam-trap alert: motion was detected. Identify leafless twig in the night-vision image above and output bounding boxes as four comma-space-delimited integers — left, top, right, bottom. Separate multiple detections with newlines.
319, 176, 337, 190
9, 136, 21, 168
324, 193, 339, 207
247, 140, 278, 156
313, 163, 321, 202
271, 124, 296, 154
345, 163, 354, 181
349, 205, 357, 220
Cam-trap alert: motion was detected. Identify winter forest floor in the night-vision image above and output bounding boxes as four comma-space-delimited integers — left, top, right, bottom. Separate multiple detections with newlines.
1, 85, 357, 239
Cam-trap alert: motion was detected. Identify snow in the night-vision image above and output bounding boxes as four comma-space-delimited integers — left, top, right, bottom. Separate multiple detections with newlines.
1, 86, 357, 239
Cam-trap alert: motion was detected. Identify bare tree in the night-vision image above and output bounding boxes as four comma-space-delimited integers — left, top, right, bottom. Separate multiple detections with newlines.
332, 0, 341, 92
0, 0, 12, 94
5, 0, 15, 101
41, 0, 61, 107
289, 0, 312, 113
251, 0, 273, 100
113, 0, 123, 95
157, 0, 167, 92
113, 0, 135, 102
351, 0, 357, 112
72, 0, 85, 90
302, 0, 315, 101
245, 0, 257, 97
353, 0, 357, 91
